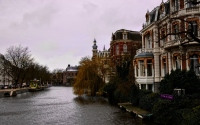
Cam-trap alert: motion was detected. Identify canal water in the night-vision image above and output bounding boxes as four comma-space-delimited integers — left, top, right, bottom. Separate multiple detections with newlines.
0, 87, 151, 125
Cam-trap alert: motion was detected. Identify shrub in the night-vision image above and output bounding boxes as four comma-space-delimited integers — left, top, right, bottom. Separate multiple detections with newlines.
139, 93, 159, 112
159, 69, 200, 95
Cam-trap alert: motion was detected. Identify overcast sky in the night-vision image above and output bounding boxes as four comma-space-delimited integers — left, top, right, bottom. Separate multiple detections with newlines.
0, 0, 166, 71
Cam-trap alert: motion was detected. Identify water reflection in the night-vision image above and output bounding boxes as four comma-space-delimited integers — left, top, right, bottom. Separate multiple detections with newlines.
0, 87, 150, 125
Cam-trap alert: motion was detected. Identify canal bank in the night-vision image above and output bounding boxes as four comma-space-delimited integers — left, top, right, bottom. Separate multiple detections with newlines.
118, 102, 153, 120
0, 88, 29, 98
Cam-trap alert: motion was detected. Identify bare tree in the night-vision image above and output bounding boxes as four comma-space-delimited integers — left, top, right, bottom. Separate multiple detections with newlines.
164, 17, 200, 45
51, 68, 64, 85
0, 45, 34, 85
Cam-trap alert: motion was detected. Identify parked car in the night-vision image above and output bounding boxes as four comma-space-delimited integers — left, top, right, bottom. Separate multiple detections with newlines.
0, 85, 4, 89
3, 85, 9, 89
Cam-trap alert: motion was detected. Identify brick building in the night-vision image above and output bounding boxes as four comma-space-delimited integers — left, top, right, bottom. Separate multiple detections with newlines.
63, 64, 79, 85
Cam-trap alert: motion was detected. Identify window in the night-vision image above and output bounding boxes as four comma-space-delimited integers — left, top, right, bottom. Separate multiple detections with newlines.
173, 0, 179, 11
145, 35, 152, 48
135, 65, 138, 77
190, 54, 199, 74
174, 56, 180, 69
187, 0, 197, 8
160, 30, 166, 47
116, 45, 119, 55
188, 21, 198, 37
173, 24, 179, 39
113, 46, 114, 56
141, 84, 146, 90
123, 34, 127, 40
148, 84, 152, 91
139, 60, 145, 76
147, 60, 152, 76
123, 44, 127, 52
104, 60, 107, 64
163, 58, 167, 76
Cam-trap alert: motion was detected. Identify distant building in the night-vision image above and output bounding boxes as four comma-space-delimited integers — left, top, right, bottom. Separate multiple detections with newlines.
51, 71, 63, 85
92, 39, 111, 83
63, 64, 79, 85
0, 53, 12, 85
92, 39, 98, 61
0, 73, 12, 85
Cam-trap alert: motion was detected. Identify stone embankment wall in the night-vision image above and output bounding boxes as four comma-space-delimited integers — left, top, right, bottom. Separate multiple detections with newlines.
0, 88, 29, 98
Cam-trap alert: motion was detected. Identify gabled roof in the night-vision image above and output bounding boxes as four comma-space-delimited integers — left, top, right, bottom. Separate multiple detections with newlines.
144, 0, 170, 27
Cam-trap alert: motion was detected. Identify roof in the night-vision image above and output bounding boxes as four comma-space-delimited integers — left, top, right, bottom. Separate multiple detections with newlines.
112, 29, 142, 41
144, 1, 170, 27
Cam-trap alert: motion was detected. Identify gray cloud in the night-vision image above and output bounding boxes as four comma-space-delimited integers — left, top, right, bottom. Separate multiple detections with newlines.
0, 0, 166, 71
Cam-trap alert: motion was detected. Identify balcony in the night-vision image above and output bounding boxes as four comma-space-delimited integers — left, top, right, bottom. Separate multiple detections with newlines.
186, 6, 199, 13
164, 37, 200, 49
136, 48, 153, 55
164, 39, 181, 48
171, 6, 200, 17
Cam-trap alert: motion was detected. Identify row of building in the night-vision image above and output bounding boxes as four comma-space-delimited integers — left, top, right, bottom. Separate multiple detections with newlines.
92, 0, 200, 92
31, 0, 200, 92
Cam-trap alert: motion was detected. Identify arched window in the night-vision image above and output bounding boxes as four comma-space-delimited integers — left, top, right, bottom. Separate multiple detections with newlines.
123, 44, 127, 52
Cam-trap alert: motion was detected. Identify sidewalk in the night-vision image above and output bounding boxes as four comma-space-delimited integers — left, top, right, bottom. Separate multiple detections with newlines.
118, 102, 153, 120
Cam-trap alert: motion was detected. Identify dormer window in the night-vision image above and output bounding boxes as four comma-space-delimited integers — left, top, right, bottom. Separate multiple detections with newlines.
123, 33, 127, 40
160, 4, 164, 13
146, 13, 150, 22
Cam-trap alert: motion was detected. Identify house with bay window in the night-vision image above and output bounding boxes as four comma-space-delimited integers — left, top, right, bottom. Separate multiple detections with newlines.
133, 0, 200, 92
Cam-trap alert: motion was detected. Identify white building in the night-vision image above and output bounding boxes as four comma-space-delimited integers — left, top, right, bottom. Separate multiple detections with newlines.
134, 0, 200, 92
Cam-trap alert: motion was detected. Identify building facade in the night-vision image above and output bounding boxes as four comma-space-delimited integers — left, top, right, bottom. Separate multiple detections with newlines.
133, 0, 200, 92
0, 73, 12, 86
63, 64, 79, 85
92, 39, 111, 83
110, 29, 142, 67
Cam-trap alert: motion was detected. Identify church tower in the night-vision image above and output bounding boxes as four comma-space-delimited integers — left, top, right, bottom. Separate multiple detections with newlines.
92, 39, 98, 60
